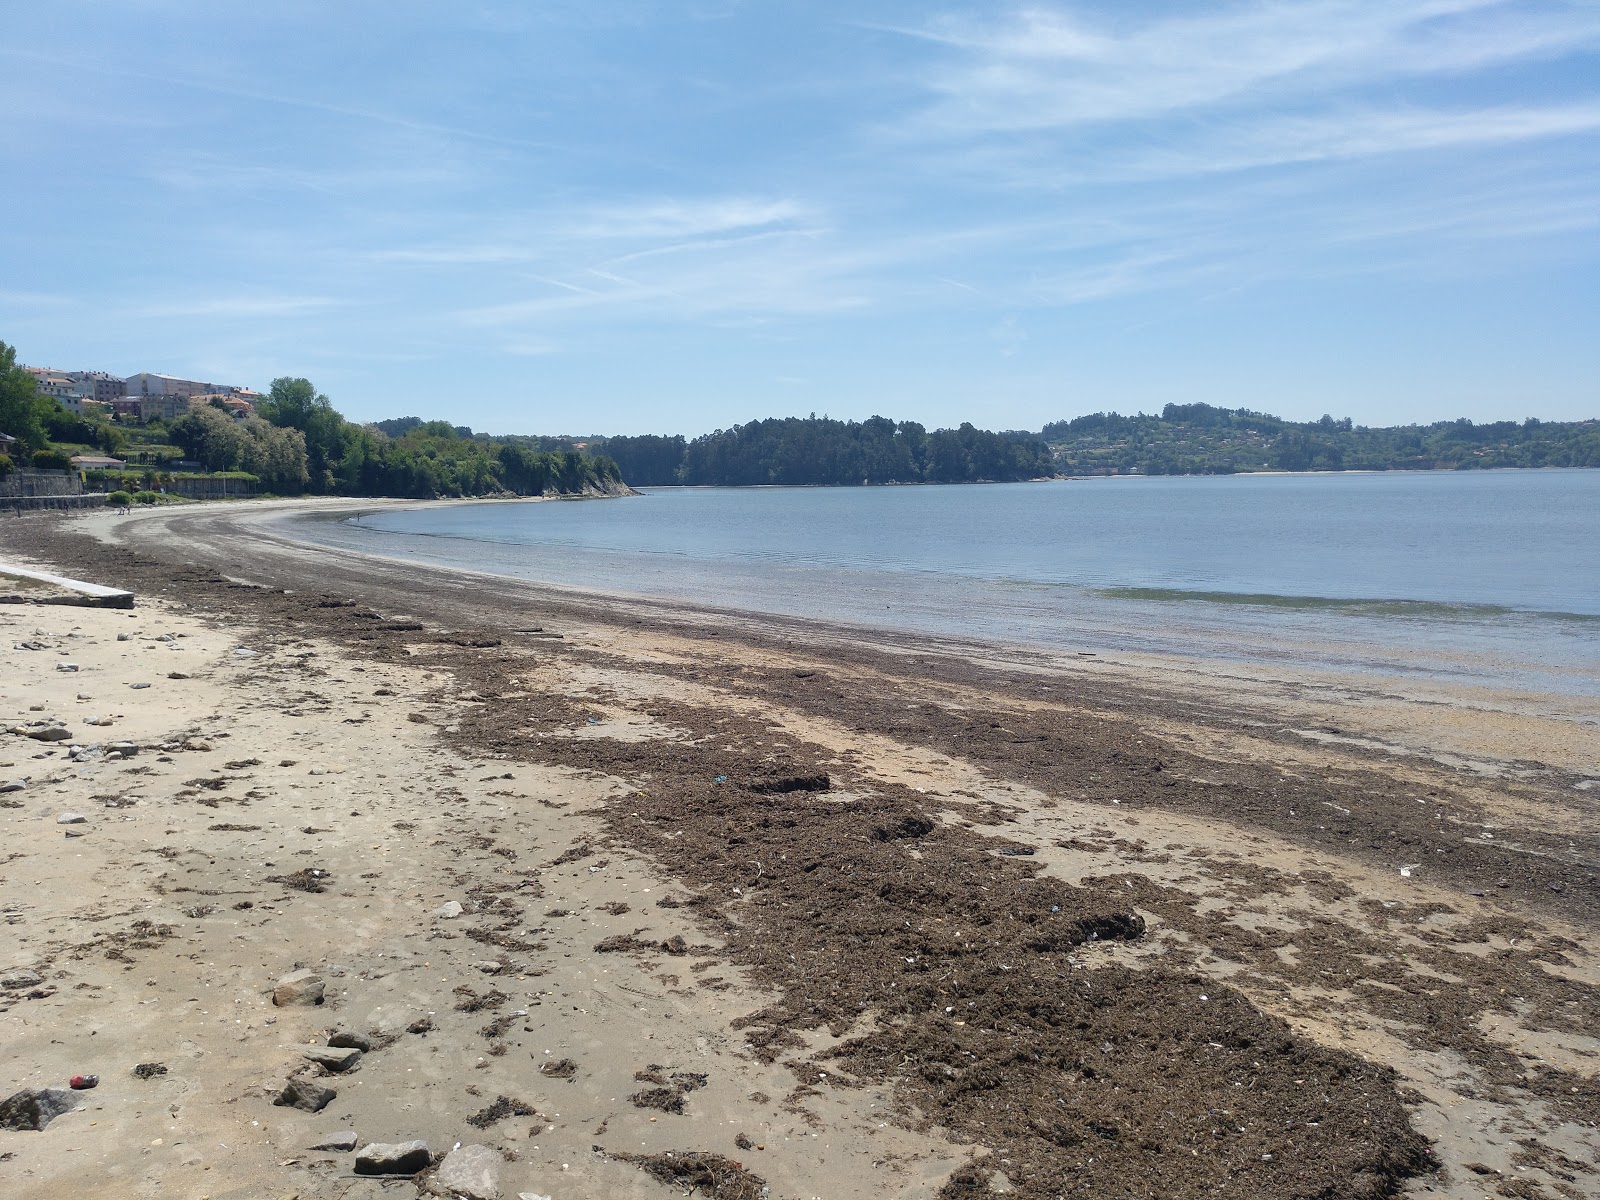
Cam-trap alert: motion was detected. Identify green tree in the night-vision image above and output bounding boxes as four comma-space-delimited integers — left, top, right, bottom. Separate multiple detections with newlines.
0, 340, 51, 450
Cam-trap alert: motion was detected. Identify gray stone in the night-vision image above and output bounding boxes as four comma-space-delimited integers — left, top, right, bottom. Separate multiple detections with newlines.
129, 683, 151, 690
27, 727, 72, 742
0, 1087, 82, 1131
2, 969, 44, 989
433, 901, 464, 919
327, 1029, 373, 1051
275, 1076, 336, 1113
355, 1139, 432, 1176
57, 812, 88, 825
303, 1045, 363, 1072
309, 1130, 359, 1152
430, 1143, 502, 1200
272, 969, 325, 1007
1, 779, 24, 793
55, 662, 80, 673
108, 742, 137, 756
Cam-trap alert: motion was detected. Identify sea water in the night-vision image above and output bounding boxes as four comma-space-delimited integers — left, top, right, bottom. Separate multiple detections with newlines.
290, 470, 1600, 700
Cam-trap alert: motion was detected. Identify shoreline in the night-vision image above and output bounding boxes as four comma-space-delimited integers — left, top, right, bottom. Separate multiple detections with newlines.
3, 505, 1598, 1199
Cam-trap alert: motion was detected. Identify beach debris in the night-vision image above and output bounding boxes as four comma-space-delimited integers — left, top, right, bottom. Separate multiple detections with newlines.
630, 1086, 685, 1114
1399, 864, 1420, 878
132, 1062, 167, 1079
613, 1150, 767, 1199
267, 867, 331, 893
0, 1087, 82, 1131
430, 1143, 503, 1199
55, 662, 80, 673
303, 1046, 363, 1072
468, 1096, 537, 1129
309, 1130, 359, 1152
272, 969, 326, 1007
68, 1074, 98, 1090
354, 1139, 432, 1176
275, 1076, 337, 1113
539, 1057, 577, 1079
748, 773, 830, 794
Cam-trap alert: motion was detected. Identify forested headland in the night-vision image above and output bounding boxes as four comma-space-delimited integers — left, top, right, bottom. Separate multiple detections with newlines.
1043, 404, 1600, 475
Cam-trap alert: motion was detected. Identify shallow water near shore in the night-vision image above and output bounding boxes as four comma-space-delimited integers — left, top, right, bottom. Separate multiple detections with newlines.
292, 469, 1600, 700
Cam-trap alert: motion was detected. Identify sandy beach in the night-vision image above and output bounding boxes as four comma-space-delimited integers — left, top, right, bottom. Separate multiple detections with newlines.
2, 500, 1597, 1200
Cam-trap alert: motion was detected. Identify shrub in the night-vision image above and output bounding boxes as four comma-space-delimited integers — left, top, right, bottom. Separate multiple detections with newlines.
132, 490, 159, 505
107, 490, 133, 507
0, 452, 12, 477
31, 448, 72, 471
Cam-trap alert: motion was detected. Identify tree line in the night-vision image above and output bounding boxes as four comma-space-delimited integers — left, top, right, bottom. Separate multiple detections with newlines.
597, 416, 1056, 487
169, 380, 624, 499
1042, 403, 1600, 475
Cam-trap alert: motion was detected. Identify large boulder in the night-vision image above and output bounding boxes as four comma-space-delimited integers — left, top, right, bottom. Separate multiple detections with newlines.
0, 1088, 82, 1131
429, 1144, 502, 1200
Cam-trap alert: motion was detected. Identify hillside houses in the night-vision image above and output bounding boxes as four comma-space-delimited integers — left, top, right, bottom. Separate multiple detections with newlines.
22, 365, 258, 424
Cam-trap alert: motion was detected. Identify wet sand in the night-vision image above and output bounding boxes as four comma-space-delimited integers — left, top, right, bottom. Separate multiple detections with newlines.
2, 500, 1597, 1200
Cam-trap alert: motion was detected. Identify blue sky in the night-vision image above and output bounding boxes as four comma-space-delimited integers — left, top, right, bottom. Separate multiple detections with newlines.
3, 1, 1597, 434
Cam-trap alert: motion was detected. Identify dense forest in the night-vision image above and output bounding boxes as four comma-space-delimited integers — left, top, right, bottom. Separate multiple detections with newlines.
1042, 404, 1600, 475
597, 416, 1056, 486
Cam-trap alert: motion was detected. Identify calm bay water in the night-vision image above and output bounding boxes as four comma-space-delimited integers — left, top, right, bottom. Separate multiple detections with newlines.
293, 470, 1600, 699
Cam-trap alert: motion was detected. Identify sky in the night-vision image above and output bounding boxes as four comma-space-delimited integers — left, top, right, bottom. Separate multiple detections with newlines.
2, 1, 1597, 435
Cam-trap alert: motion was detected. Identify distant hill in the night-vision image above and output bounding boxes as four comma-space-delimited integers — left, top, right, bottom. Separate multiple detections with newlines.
595, 416, 1055, 487
1042, 404, 1600, 475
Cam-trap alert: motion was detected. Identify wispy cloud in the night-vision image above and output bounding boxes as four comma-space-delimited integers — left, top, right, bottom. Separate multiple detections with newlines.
131, 295, 341, 319
890, 1, 1600, 134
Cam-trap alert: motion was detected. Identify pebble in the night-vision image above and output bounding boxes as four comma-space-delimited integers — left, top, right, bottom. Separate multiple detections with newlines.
275, 1077, 336, 1113
327, 1029, 373, 1052
354, 1140, 431, 1176
302, 1046, 363, 1072
272, 969, 326, 1007
57, 812, 88, 825
308, 1130, 359, 1152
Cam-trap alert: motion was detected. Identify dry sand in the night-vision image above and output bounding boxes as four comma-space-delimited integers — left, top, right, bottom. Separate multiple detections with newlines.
1, 500, 1597, 1200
